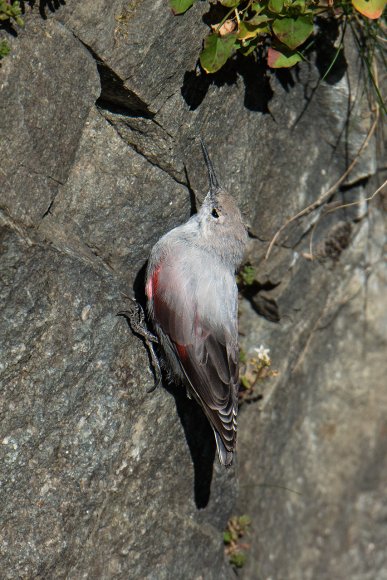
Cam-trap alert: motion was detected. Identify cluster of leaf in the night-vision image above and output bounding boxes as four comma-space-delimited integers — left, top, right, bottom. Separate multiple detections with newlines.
0, 0, 23, 26
0, 0, 24, 59
224, 514, 252, 569
170, 0, 386, 71
0, 38, 10, 57
238, 264, 257, 286
239, 349, 277, 405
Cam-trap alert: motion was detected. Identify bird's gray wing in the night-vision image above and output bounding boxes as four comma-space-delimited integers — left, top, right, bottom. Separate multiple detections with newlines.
147, 254, 239, 465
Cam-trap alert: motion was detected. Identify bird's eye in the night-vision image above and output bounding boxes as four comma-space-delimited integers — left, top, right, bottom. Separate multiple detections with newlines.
211, 208, 219, 219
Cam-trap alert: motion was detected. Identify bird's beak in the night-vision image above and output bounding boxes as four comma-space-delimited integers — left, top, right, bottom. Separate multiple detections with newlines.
200, 137, 220, 203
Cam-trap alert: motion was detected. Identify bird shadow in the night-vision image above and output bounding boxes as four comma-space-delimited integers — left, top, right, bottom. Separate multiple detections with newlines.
165, 382, 216, 509
130, 262, 216, 509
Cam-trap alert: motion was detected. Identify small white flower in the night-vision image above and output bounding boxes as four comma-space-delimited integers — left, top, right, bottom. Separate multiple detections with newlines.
254, 345, 271, 364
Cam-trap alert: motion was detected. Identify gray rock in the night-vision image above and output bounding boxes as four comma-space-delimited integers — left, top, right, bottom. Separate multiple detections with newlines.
38, 107, 190, 285
237, 206, 387, 580
0, 1, 386, 578
0, 18, 100, 226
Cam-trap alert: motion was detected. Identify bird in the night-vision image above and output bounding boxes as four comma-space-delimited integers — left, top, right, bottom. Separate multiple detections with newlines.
144, 140, 248, 466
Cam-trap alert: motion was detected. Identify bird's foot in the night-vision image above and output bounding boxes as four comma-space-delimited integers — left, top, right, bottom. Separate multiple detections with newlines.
117, 299, 162, 392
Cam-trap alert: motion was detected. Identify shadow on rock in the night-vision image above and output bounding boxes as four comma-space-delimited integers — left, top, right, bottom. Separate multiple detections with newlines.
166, 382, 216, 509
26, 0, 67, 19
133, 261, 148, 309
273, 67, 298, 92
181, 52, 274, 113
314, 16, 348, 85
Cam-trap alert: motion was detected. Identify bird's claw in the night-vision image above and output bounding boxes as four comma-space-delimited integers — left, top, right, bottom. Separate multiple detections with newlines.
118, 299, 161, 391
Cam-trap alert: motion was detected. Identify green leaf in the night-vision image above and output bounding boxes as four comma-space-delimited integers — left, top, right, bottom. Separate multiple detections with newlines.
288, 0, 307, 12
237, 21, 269, 39
219, 0, 240, 6
352, 0, 386, 19
251, 2, 264, 12
272, 14, 313, 50
223, 531, 232, 543
0, 0, 23, 25
169, 0, 196, 15
237, 38, 260, 56
267, 46, 302, 67
240, 375, 251, 389
239, 349, 247, 363
268, 0, 284, 13
230, 552, 247, 568
248, 13, 273, 25
0, 39, 11, 59
200, 33, 237, 73
240, 265, 256, 285
238, 514, 252, 528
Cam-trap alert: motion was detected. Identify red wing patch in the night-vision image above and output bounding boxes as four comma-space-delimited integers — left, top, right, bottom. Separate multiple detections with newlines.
146, 266, 161, 301
175, 343, 188, 361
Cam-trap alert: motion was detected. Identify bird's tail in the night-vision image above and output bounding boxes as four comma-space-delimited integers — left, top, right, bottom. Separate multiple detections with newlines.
214, 431, 234, 467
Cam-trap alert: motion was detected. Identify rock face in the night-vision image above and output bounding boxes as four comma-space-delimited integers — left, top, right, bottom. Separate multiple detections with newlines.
0, 2, 386, 579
